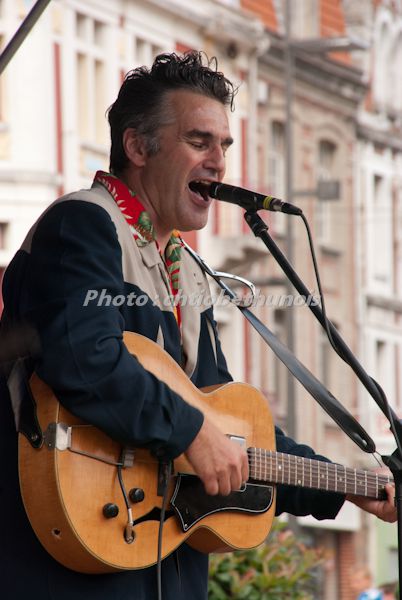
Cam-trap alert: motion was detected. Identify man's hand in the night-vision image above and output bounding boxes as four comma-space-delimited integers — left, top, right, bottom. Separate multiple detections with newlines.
346, 484, 397, 523
184, 418, 249, 496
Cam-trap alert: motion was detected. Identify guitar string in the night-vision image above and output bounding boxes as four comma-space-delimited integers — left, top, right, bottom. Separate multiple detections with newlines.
247, 450, 392, 496
247, 470, 391, 490
248, 457, 392, 485
248, 448, 392, 482
247, 466, 389, 496
247, 460, 391, 487
247, 469, 389, 490
247, 471, 390, 492
247, 461, 391, 488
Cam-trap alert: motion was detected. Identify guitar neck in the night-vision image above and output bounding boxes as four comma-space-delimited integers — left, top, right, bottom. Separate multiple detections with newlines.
248, 448, 392, 500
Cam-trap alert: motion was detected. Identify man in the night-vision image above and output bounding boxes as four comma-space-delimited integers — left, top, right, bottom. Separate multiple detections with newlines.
0, 52, 396, 600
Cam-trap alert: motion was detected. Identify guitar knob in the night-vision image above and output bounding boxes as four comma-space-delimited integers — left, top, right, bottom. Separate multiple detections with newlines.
129, 488, 145, 503
103, 503, 119, 519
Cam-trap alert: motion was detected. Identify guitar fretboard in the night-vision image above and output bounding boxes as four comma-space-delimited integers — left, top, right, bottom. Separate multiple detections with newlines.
248, 448, 392, 499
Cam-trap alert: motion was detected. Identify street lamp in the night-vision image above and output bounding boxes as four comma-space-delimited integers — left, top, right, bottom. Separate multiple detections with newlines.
283, 0, 368, 442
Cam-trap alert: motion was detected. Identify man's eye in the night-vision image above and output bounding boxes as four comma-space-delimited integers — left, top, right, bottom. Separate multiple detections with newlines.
191, 142, 206, 149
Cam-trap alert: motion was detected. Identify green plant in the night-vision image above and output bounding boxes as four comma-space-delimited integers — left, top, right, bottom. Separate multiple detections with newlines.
208, 521, 327, 600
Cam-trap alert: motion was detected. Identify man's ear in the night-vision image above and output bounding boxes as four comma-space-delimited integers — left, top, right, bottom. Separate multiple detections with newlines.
122, 128, 148, 167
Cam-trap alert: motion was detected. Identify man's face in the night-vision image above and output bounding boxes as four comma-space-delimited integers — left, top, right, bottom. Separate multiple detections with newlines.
135, 89, 233, 242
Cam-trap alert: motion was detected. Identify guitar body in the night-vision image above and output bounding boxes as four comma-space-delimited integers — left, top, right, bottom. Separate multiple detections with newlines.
19, 331, 276, 573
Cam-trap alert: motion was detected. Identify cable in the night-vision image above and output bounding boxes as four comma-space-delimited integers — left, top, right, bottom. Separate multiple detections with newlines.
300, 213, 344, 359
157, 461, 172, 600
117, 466, 135, 544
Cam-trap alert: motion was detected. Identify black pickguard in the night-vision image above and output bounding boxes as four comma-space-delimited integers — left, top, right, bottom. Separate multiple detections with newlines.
170, 474, 274, 532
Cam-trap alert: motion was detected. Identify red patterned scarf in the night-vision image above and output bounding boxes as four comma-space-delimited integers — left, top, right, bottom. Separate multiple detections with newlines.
94, 171, 183, 328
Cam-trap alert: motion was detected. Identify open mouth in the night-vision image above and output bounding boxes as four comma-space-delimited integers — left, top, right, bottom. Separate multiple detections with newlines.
188, 180, 211, 202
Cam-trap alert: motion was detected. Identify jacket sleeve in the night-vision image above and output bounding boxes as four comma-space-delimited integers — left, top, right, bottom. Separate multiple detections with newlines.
274, 426, 345, 519
17, 200, 203, 459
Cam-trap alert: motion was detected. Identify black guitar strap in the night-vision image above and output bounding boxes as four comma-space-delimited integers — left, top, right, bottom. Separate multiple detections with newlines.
7, 356, 43, 448
184, 243, 376, 455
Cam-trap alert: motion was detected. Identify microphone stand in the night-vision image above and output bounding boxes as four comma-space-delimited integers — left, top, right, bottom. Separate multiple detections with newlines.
183, 244, 375, 452
243, 209, 402, 599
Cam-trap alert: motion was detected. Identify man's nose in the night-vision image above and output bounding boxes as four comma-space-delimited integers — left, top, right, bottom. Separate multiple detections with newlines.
203, 145, 226, 176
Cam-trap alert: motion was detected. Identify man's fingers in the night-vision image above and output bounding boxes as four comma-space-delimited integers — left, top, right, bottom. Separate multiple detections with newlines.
242, 453, 249, 483
385, 483, 395, 502
382, 484, 395, 509
199, 453, 246, 496
204, 478, 219, 496
185, 418, 249, 496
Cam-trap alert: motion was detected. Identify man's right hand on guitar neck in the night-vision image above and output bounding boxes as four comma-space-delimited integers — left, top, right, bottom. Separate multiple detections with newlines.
184, 418, 249, 496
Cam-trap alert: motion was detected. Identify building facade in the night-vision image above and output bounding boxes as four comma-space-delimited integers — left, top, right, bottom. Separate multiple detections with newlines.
0, 0, 400, 598
344, 0, 402, 589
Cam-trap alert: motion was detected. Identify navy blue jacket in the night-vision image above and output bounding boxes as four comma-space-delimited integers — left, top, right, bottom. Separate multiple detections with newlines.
0, 183, 344, 599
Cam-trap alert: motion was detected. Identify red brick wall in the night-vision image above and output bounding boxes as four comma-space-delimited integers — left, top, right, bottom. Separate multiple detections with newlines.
320, 0, 352, 65
240, 0, 277, 31
338, 532, 357, 600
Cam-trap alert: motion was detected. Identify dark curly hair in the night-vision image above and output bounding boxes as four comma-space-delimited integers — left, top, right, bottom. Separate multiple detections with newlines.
107, 51, 237, 174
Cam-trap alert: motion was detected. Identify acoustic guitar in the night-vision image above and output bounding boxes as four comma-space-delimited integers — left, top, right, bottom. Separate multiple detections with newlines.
19, 332, 392, 574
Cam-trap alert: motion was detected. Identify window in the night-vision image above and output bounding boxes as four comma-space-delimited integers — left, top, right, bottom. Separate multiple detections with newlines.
376, 339, 386, 379
76, 12, 88, 41
277, 0, 319, 37
289, 0, 319, 38
269, 121, 285, 195
369, 173, 392, 289
271, 308, 288, 427
215, 0, 240, 6
374, 20, 391, 107
392, 33, 402, 113
75, 13, 108, 146
133, 38, 164, 67
318, 140, 336, 179
77, 52, 90, 140
94, 59, 105, 145
268, 121, 286, 235
318, 325, 339, 393
372, 338, 396, 429
0, 267, 4, 315
135, 38, 152, 66
317, 139, 337, 243
0, 15, 7, 122
318, 323, 345, 425
0, 222, 8, 249
94, 20, 106, 47
388, 547, 398, 583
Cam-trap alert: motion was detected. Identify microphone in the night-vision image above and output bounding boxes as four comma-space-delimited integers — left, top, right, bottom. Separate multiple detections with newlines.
208, 182, 302, 215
